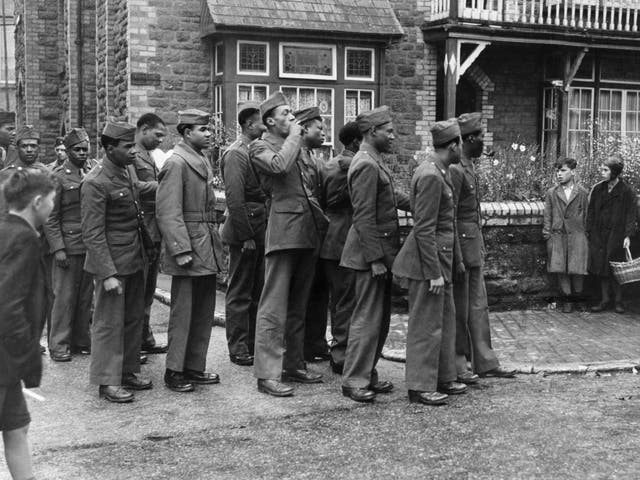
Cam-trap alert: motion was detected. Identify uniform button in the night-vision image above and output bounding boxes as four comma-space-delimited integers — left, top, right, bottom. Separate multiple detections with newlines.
65, 169, 71, 173
119, 192, 124, 197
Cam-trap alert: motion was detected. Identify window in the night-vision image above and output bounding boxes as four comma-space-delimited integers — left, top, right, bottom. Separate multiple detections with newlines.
213, 84, 223, 136
214, 42, 224, 76
281, 86, 334, 145
0, 17, 15, 84
599, 89, 640, 140
279, 43, 337, 80
345, 48, 375, 82
237, 84, 269, 103
542, 87, 559, 158
237, 41, 269, 76
567, 87, 593, 158
345, 90, 374, 123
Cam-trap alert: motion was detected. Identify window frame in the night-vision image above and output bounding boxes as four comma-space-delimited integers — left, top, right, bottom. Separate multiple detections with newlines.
599, 88, 640, 139
213, 84, 224, 135
280, 85, 335, 146
236, 40, 270, 76
566, 86, 594, 157
214, 41, 224, 76
344, 47, 376, 82
344, 89, 375, 123
236, 83, 270, 103
278, 42, 337, 81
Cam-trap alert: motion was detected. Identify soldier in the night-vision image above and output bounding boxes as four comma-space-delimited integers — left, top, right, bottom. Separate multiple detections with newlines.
130, 113, 169, 355
452, 113, 516, 379
319, 121, 362, 374
0, 111, 16, 168
220, 101, 267, 366
44, 128, 94, 361
82, 120, 151, 403
250, 93, 328, 397
156, 109, 223, 393
393, 119, 467, 406
340, 106, 410, 403
49, 137, 68, 170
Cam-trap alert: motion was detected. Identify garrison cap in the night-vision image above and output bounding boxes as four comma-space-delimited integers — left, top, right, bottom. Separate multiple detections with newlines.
16, 125, 40, 142
457, 112, 483, 136
356, 106, 392, 133
260, 91, 288, 120
0, 111, 15, 124
430, 119, 461, 146
102, 120, 136, 141
64, 127, 90, 148
55, 137, 65, 147
294, 106, 322, 125
237, 101, 261, 123
177, 109, 210, 125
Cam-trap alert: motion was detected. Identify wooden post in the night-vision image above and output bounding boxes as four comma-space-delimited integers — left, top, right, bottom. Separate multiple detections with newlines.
443, 38, 458, 119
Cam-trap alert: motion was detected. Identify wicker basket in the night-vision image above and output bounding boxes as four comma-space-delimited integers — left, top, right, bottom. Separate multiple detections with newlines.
610, 247, 640, 285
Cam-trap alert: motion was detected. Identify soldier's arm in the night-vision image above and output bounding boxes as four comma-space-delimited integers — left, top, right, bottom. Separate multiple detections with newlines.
249, 134, 303, 177
223, 148, 255, 242
156, 159, 192, 257
449, 165, 464, 208
128, 163, 157, 196
80, 179, 118, 280
350, 161, 385, 264
43, 177, 65, 253
412, 173, 442, 280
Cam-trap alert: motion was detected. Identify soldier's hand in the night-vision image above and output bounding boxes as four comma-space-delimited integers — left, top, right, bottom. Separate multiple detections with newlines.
429, 276, 445, 295
103, 277, 123, 295
242, 239, 257, 252
288, 122, 303, 137
175, 253, 194, 267
54, 250, 70, 269
371, 261, 388, 278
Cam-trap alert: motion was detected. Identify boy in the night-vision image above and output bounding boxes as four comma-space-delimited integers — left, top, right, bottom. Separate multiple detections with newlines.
542, 158, 589, 313
0, 167, 56, 480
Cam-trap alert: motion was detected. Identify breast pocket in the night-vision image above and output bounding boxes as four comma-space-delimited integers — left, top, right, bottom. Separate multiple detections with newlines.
274, 200, 305, 214
61, 184, 80, 206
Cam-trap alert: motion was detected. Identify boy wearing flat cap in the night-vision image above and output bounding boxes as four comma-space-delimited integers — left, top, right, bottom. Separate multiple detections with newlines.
393, 119, 465, 406
339, 106, 411, 403
220, 101, 267, 367
452, 113, 515, 380
156, 109, 224, 393
44, 128, 94, 362
249, 92, 328, 397
82, 120, 151, 403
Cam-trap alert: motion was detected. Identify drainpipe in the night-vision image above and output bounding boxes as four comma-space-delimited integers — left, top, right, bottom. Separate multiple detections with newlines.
1, 0, 9, 109
76, 0, 83, 125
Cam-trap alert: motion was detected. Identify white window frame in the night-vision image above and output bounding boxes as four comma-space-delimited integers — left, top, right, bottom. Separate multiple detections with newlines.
213, 84, 224, 135
280, 85, 335, 146
237, 40, 270, 76
214, 42, 224, 76
236, 83, 270, 103
344, 89, 375, 123
344, 47, 375, 82
279, 42, 337, 81
566, 86, 594, 157
599, 88, 640, 139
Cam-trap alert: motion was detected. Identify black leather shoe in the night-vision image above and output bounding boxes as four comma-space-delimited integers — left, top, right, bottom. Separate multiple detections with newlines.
50, 351, 72, 362
438, 381, 467, 395
304, 351, 331, 363
122, 373, 153, 390
184, 369, 220, 385
140, 354, 148, 365
230, 354, 254, 366
142, 344, 168, 354
72, 346, 91, 355
591, 302, 610, 313
282, 369, 323, 384
408, 390, 448, 405
342, 386, 376, 403
615, 302, 625, 314
164, 370, 195, 392
370, 380, 393, 394
330, 359, 344, 374
99, 385, 134, 403
479, 366, 516, 378
457, 371, 480, 384
257, 379, 294, 397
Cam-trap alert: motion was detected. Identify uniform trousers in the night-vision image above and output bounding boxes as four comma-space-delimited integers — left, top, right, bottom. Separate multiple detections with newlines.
166, 275, 216, 373
49, 254, 93, 354
322, 259, 355, 366
141, 243, 161, 347
90, 271, 145, 385
454, 266, 499, 375
225, 244, 264, 357
342, 272, 392, 389
406, 280, 457, 392
253, 249, 316, 380
304, 263, 330, 357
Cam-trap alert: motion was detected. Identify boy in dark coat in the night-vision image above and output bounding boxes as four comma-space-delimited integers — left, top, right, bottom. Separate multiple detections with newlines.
0, 167, 56, 480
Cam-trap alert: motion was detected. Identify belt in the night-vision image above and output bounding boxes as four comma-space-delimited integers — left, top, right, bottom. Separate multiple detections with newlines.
182, 211, 222, 223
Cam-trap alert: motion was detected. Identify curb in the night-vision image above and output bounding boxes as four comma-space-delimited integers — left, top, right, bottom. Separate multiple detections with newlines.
154, 288, 226, 328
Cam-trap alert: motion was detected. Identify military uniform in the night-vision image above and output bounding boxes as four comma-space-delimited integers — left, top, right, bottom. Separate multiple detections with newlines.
44, 157, 93, 356
221, 133, 267, 360
156, 138, 224, 375
82, 144, 146, 387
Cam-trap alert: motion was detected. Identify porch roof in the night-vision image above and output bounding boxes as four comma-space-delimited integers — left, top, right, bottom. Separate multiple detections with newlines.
201, 0, 404, 39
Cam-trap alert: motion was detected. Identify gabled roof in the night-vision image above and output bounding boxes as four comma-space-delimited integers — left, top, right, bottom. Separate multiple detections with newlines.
201, 0, 404, 39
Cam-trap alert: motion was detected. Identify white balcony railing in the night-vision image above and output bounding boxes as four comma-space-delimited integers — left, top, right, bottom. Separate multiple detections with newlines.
431, 0, 640, 32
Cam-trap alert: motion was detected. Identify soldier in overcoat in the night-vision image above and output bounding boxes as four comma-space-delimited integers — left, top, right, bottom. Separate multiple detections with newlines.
221, 101, 267, 366
339, 106, 411, 403
393, 119, 466, 405
156, 110, 224, 393
249, 92, 328, 397
44, 128, 94, 361
82, 120, 151, 403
